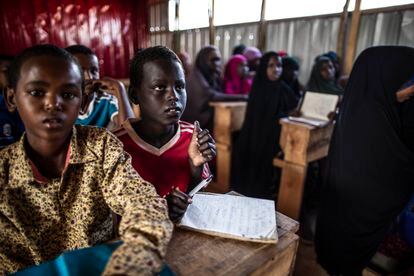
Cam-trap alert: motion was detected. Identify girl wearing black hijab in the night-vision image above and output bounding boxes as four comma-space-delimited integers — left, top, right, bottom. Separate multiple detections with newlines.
282, 56, 304, 99
307, 55, 343, 95
231, 52, 298, 199
315, 46, 414, 275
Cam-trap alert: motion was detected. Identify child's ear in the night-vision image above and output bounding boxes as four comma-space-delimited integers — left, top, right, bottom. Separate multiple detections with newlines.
4, 87, 18, 113
128, 86, 139, 105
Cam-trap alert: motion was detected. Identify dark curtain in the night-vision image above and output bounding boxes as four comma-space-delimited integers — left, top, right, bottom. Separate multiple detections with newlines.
0, 0, 148, 78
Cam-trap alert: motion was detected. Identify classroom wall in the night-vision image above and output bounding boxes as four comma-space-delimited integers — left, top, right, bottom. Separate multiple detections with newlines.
150, 6, 414, 84
0, 0, 149, 78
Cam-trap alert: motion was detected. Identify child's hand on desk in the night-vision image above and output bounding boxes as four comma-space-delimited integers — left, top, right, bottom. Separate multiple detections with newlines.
166, 187, 192, 223
188, 121, 216, 167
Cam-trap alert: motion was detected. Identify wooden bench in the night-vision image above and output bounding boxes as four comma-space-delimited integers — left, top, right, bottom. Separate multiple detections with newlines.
166, 211, 299, 275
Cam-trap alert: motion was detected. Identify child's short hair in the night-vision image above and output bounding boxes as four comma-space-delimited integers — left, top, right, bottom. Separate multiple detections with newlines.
8, 44, 82, 89
0, 55, 14, 62
129, 46, 182, 89
65, 44, 96, 57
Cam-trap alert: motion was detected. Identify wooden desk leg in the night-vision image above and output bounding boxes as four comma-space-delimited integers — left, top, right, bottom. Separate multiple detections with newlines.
211, 143, 231, 193
277, 162, 307, 220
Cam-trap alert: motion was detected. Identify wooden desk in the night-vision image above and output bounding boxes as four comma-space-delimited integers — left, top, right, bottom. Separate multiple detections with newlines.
274, 118, 334, 220
209, 102, 247, 192
166, 212, 299, 275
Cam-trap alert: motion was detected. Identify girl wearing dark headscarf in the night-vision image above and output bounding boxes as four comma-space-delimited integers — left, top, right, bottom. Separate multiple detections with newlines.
315, 46, 414, 275
231, 52, 298, 199
307, 56, 343, 95
282, 56, 304, 99
182, 46, 247, 131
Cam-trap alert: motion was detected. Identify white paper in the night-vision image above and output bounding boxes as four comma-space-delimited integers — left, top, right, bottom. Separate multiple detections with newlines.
299, 91, 339, 121
179, 193, 277, 242
288, 116, 329, 127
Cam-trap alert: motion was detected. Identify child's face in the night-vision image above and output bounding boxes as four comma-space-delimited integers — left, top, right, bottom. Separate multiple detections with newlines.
320, 61, 335, 81
266, 56, 283, 81
207, 50, 222, 76
237, 60, 249, 78
135, 59, 186, 126
7, 56, 82, 142
73, 53, 100, 81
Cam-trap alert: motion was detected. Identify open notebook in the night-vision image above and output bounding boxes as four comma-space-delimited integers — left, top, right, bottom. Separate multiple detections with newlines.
288, 91, 339, 127
178, 193, 278, 244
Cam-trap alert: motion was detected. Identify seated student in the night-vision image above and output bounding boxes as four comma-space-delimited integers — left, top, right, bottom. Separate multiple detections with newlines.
223, 54, 252, 95
231, 52, 298, 199
281, 56, 304, 99
315, 46, 414, 275
0, 55, 24, 148
115, 46, 216, 223
65, 45, 134, 130
0, 44, 172, 274
321, 51, 341, 81
307, 55, 343, 95
182, 46, 247, 132
243, 46, 262, 74
232, 44, 246, 56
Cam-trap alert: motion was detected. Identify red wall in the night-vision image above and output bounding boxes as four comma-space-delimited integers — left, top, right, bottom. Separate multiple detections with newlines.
0, 0, 149, 78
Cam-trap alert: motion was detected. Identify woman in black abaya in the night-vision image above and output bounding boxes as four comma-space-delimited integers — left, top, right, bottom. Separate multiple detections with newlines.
315, 46, 414, 275
231, 52, 298, 199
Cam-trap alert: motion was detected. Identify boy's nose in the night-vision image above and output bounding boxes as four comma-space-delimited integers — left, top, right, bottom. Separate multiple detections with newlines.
166, 87, 179, 101
45, 95, 63, 111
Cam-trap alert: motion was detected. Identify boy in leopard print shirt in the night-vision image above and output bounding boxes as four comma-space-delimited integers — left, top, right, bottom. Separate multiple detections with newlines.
0, 44, 172, 275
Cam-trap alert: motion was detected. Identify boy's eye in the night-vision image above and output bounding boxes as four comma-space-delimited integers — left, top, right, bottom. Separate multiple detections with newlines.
154, 85, 166, 92
28, 90, 44, 97
62, 92, 77, 100
176, 83, 185, 91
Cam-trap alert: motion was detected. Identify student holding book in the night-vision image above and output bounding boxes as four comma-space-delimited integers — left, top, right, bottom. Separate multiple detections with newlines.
315, 46, 414, 275
0, 45, 172, 274
115, 46, 216, 223
307, 55, 343, 96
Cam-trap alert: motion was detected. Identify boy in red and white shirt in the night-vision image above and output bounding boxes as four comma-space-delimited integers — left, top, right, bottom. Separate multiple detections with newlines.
116, 46, 216, 222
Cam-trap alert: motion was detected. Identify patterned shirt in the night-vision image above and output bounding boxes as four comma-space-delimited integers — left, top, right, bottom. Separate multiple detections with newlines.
0, 125, 173, 275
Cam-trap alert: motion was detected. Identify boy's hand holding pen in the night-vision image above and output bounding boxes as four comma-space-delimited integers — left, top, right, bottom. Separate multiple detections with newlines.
166, 187, 192, 223
166, 176, 213, 223
166, 121, 216, 223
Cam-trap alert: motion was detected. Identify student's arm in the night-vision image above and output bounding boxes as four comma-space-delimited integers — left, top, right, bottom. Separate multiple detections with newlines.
100, 133, 173, 275
98, 77, 135, 127
165, 121, 216, 223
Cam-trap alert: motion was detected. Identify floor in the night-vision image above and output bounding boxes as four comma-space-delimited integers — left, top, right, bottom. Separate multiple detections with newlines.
293, 240, 328, 276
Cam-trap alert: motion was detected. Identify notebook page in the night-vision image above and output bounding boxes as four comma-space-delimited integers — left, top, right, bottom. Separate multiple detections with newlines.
300, 91, 339, 121
179, 193, 277, 241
